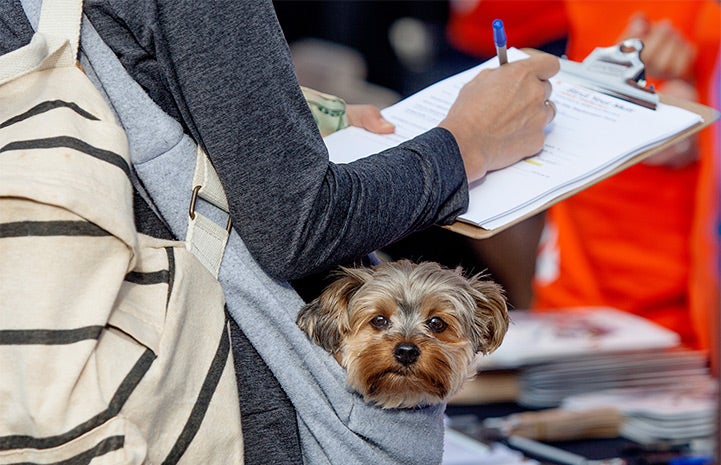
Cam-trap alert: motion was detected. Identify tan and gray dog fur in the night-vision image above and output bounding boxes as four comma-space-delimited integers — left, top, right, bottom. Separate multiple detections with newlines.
297, 259, 509, 409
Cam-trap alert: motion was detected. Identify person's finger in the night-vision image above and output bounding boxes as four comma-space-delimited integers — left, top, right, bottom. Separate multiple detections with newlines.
639, 19, 670, 63
512, 50, 560, 81
640, 20, 694, 80
364, 116, 395, 134
670, 46, 694, 79
543, 80, 553, 100
347, 105, 396, 134
646, 22, 677, 75
527, 53, 560, 81
620, 12, 649, 40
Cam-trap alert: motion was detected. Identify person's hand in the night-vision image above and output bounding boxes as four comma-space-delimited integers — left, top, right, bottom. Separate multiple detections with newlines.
346, 104, 396, 134
643, 79, 699, 168
439, 52, 559, 182
620, 13, 696, 81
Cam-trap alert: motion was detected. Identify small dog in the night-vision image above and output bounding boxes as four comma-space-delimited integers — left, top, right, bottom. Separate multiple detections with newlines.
297, 259, 509, 409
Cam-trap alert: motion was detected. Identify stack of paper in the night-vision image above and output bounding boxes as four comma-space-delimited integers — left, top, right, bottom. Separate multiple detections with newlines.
324, 48, 706, 233
476, 307, 682, 370
472, 308, 710, 409
516, 349, 709, 408
562, 378, 718, 444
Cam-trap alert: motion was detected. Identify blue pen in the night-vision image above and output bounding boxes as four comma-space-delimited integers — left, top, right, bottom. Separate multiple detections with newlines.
493, 19, 508, 65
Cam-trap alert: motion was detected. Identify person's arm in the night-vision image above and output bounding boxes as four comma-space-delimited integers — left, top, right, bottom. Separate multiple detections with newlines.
161, 0, 471, 279
85, 0, 467, 280
84, 0, 557, 281
0, 1, 33, 54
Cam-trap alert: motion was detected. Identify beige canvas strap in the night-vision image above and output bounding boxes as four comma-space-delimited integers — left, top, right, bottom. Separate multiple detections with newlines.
186, 146, 232, 278
37, 0, 83, 64
0, 0, 82, 85
32, 0, 232, 279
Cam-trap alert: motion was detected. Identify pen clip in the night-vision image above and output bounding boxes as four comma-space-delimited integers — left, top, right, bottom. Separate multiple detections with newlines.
559, 38, 659, 110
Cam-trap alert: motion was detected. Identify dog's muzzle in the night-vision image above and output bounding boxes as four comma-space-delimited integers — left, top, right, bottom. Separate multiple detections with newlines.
393, 343, 420, 366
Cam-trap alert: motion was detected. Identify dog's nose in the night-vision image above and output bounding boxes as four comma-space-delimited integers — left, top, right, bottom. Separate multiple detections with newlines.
393, 343, 420, 366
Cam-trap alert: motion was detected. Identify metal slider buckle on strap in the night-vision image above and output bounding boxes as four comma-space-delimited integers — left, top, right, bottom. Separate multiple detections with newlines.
188, 185, 233, 233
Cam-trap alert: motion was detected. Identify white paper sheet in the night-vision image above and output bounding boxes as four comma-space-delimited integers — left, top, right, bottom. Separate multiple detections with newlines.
324, 48, 703, 230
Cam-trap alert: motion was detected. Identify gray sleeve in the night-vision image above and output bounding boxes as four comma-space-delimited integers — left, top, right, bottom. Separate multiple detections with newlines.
85, 0, 469, 280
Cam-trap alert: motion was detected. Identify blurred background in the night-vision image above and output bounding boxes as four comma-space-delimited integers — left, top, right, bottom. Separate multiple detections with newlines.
273, 2, 721, 462
274, 0, 461, 106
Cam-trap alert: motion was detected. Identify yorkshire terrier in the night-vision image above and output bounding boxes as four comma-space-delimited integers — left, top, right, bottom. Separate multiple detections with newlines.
296, 259, 509, 409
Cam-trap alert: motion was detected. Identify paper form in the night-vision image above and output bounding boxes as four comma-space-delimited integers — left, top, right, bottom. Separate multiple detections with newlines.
323, 48, 703, 230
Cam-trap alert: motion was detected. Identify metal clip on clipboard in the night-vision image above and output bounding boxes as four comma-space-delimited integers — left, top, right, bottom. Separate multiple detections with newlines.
559, 38, 659, 110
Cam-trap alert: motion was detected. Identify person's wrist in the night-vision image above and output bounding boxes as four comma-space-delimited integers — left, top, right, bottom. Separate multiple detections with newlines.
439, 121, 487, 182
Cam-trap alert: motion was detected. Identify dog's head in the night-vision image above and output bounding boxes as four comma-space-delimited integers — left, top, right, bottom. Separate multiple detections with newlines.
296, 259, 509, 409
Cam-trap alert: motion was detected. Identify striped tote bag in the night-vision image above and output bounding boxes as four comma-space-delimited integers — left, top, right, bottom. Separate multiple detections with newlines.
0, 1, 243, 464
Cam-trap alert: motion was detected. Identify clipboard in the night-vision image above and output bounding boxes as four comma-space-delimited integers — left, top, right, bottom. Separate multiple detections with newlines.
444, 40, 721, 240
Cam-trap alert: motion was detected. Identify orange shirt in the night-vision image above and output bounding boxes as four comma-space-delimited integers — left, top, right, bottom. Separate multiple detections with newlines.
447, 0, 569, 58
533, 1, 720, 351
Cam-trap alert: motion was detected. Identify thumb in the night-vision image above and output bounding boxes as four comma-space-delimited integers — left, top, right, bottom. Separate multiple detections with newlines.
347, 104, 396, 134
364, 114, 395, 134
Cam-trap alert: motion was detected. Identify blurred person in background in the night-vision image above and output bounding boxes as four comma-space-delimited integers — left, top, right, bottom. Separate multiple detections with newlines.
532, 0, 721, 354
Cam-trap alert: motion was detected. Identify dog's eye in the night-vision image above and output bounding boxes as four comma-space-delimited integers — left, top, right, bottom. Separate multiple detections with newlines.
370, 315, 390, 330
426, 316, 448, 333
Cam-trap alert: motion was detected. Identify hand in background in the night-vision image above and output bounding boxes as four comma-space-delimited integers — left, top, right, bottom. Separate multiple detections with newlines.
621, 14, 699, 168
643, 79, 699, 168
621, 13, 697, 81
439, 52, 559, 182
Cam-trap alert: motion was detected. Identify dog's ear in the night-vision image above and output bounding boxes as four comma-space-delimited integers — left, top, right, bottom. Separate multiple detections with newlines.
466, 277, 510, 355
296, 267, 370, 354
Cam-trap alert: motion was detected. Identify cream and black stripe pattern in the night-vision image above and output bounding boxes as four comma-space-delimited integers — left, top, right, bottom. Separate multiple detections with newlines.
0, 4, 243, 464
